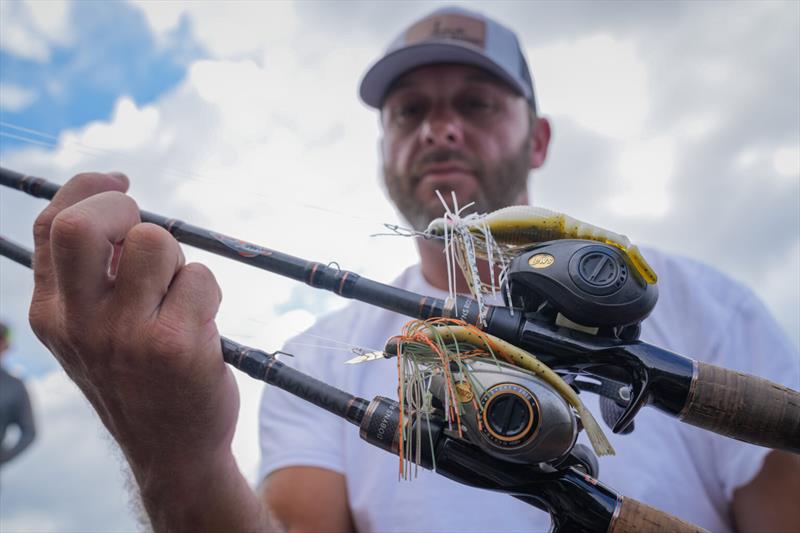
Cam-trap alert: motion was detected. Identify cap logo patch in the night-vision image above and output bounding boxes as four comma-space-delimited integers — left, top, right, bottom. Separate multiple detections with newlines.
405, 14, 486, 49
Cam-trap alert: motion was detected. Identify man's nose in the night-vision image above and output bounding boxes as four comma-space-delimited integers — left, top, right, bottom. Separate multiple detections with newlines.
421, 108, 464, 147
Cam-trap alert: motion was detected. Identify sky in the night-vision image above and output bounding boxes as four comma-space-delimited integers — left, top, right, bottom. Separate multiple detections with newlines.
0, 0, 798, 530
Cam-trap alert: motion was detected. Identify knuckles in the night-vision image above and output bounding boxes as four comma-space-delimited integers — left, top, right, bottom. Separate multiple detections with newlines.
124, 222, 178, 257
71, 171, 127, 190
33, 185, 134, 247
72, 171, 109, 182
50, 206, 97, 250
180, 262, 218, 291
49, 191, 137, 250
28, 301, 53, 342
33, 209, 55, 246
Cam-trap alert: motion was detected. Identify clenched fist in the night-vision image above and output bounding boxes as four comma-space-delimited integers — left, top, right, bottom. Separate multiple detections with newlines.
27, 172, 256, 530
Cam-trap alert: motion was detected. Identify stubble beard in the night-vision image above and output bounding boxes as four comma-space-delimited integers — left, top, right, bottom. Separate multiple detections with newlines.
383, 138, 532, 231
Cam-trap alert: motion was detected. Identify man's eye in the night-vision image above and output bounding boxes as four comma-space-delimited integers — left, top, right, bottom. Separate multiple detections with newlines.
469, 99, 491, 109
397, 104, 423, 119
463, 98, 495, 114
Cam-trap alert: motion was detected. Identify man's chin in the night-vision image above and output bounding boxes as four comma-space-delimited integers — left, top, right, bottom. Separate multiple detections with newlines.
397, 194, 497, 232
418, 191, 487, 218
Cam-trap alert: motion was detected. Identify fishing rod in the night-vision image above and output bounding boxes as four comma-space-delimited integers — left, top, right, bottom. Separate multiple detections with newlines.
0, 234, 705, 533
1, 166, 799, 454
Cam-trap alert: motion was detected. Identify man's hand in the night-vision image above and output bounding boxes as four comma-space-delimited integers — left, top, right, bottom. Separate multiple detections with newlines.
28, 172, 266, 531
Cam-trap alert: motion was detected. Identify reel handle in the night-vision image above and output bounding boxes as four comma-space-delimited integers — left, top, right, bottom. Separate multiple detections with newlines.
608, 497, 708, 533
679, 361, 800, 453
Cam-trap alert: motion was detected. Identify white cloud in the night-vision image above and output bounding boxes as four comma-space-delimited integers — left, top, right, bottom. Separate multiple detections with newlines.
69, 97, 161, 151
773, 146, 800, 178
25, 0, 71, 45
0, 0, 71, 62
132, 0, 298, 58
128, 0, 186, 35
0, 18, 49, 62
673, 113, 719, 141
0, 83, 37, 111
607, 137, 674, 217
735, 147, 760, 170
530, 33, 649, 139
232, 368, 266, 485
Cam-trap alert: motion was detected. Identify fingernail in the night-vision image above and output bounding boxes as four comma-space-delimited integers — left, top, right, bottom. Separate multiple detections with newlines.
107, 171, 129, 186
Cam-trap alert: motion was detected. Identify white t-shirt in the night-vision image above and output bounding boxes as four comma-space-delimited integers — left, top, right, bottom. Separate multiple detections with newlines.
259, 248, 799, 533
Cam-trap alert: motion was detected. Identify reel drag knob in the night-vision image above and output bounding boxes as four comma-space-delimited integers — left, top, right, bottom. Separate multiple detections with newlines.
481, 384, 540, 446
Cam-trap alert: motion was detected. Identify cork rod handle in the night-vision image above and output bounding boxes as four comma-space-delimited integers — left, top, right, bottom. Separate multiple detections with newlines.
680, 362, 800, 453
608, 497, 709, 533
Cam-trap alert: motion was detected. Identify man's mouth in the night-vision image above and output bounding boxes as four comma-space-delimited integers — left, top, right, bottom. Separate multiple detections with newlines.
417, 163, 474, 182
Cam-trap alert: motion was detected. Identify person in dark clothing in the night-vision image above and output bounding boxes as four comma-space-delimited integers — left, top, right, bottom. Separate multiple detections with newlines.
0, 322, 36, 466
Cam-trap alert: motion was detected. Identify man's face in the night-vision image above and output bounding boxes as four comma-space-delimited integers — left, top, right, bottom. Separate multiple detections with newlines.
380, 64, 549, 230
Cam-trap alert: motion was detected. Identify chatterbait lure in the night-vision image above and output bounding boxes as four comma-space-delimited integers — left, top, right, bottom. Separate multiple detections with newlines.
354, 318, 615, 462
417, 321, 615, 458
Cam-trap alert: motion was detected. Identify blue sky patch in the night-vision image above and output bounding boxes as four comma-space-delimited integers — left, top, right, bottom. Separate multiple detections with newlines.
0, 1, 203, 157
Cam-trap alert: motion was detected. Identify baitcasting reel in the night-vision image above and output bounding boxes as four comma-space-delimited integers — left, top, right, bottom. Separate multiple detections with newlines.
502, 239, 660, 435
502, 239, 658, 340
424, 358, 598, 477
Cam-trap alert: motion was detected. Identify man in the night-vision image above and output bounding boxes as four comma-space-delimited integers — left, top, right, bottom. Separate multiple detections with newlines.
259, 7, 800, 533
26, 6, 798, 533
1, 321, 36, 466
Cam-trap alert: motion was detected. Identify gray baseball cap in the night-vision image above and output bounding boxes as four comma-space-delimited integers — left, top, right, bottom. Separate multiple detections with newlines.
359, 6, 536, 111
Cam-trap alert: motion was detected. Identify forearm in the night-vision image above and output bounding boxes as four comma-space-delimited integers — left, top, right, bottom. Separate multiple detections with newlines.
135, 448, 272, 533
732, 450, 800, 532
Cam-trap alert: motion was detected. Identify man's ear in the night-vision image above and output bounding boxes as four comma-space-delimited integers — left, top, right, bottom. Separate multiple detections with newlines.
377, 113, 388, 161
529, 117, 551, 170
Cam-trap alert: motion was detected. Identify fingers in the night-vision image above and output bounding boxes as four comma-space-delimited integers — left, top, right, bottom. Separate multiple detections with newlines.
30, 170, 223, 364
113, 223, 185, 319
32, 172, 130, 300
158, 262, 223, 347
50, 191, 141, 310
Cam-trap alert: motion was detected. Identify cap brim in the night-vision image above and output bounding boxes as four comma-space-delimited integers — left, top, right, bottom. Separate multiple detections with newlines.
359, 42, 527, 108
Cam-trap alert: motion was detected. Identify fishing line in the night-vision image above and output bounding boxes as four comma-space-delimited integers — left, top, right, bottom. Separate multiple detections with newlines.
0, 120, 402, 229
242, 317, 382, 357
282, 341, 378, 356
300, 331, 382, 353
1, 131, 60, 151
1, 123, 200, 183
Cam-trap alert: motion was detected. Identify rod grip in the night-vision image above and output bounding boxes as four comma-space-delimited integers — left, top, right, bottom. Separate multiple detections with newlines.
608, 497, 708, 533
679, 361, 800, 453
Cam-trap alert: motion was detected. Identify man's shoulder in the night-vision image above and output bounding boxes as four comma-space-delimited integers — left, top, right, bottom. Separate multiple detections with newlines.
0, 367, 28, 399
644, 246, 752, 308
0, 367, 25, 384
641, 246, 766, 355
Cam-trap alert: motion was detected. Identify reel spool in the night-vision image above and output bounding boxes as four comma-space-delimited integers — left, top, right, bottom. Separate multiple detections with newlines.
503, 240, 658, 341
428, 358, 578, 465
